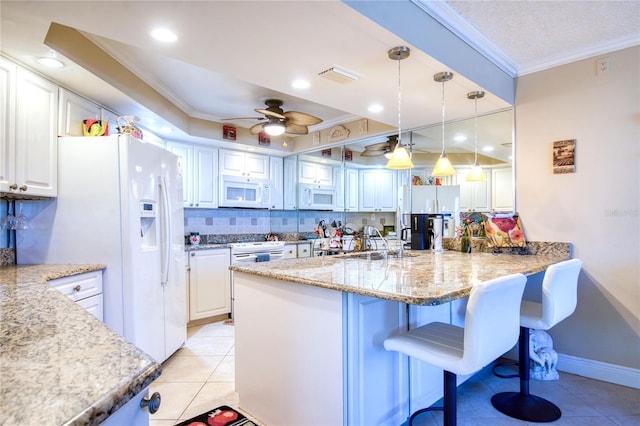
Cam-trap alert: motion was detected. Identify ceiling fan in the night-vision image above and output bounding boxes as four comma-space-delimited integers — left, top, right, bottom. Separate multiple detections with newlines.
223, 99, 323, 136
360, 135, 399, 157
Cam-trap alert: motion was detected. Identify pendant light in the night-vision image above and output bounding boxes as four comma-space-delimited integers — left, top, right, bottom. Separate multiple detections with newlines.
465, 90, 487, 182
431, 71, 456, 177
386, 46, 414, 170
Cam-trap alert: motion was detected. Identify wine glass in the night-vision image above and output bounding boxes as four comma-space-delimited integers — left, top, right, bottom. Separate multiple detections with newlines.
13, 202, 29, 230
1, 202, 16, 231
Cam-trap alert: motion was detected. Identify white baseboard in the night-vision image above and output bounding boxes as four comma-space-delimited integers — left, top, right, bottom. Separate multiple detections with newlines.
556, 353, 640, 389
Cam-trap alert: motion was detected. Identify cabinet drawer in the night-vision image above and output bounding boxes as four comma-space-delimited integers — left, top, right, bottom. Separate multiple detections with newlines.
49, 270, 103, 302
297, 243, 311, 258
76, 293, 103, 321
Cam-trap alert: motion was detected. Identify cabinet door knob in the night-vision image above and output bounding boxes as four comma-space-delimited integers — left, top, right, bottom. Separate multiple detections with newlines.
140, 392, 161, 414
9, 184, 17, 190
73, 285, 81, 292
19, 185, 27, 191
191, 252, 195, 256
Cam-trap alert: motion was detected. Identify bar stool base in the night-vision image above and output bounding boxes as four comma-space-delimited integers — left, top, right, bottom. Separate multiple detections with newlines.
491, 392, 561, 422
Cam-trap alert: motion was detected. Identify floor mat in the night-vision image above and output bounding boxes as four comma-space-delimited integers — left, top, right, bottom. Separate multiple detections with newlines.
175, 405, 256, 426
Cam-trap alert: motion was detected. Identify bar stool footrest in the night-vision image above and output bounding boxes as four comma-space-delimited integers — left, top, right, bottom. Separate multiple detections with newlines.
409, 406, 443, 426
492, 361, 519, 378
491, 391, 561, 422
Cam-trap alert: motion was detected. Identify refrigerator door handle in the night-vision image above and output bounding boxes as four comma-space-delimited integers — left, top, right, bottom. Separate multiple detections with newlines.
160, 176, 171, 286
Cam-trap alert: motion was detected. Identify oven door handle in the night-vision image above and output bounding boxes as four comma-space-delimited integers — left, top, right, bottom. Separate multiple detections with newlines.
233, 253, 258, 262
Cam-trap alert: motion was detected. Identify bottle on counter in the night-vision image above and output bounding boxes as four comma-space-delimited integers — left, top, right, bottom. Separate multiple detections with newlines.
461, 227, 471, 253
189, 232, 200, 246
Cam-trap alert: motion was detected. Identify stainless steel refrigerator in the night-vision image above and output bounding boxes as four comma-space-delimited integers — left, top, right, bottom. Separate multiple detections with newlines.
18, 135, 186, 363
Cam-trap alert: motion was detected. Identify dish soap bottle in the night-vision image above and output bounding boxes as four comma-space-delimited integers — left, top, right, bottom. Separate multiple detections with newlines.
461, 226, 471, 253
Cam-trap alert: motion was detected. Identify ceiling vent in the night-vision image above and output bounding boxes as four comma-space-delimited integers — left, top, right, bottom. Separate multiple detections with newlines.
318, 66, 361, 84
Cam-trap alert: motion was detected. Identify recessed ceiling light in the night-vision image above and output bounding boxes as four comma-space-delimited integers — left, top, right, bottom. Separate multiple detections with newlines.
482, 146, 494, 152
160, 126, 173, 134
368, 104, 383, 113
150, 28, 177, 43
292, 79, 310, 89
453, 134, 467, 142
36, 57, 64, 68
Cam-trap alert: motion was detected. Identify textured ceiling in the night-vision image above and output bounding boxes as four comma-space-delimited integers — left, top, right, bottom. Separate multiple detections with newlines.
441, 0, 640, 75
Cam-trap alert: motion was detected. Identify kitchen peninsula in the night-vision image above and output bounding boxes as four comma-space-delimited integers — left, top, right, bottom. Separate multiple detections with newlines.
230, 244, 570, 426
0, 265, 161, 425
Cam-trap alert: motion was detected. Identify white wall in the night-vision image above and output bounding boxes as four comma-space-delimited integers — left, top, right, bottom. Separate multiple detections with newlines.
515, 46, 639, 369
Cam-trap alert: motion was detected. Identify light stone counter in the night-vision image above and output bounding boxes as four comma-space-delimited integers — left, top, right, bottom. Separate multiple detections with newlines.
0, 264, 162, 425
230, 248, 570, 305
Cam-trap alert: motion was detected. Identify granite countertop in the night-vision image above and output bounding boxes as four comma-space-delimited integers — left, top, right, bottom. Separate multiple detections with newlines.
0, 264, 162, 425
230, 249, 570, 305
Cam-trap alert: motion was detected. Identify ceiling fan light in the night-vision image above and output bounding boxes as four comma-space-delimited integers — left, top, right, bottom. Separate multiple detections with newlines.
431, 152, 456, 177
263, 121, 286, 136
466, 162, 487, 182
386, 145, 414, 169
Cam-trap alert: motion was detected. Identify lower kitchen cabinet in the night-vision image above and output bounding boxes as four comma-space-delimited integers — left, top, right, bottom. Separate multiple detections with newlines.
187, 248, 231, 321
297, 242, 312, 258
283, 244, 297, 259
48, 270, 104, 321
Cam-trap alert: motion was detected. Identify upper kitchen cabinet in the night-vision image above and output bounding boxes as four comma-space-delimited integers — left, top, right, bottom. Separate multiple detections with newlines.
334, 166, 358, 212
298, 161, 333, 186
167, 141, 218, 208
269, 156, 284, 210
219, 149, 269, 180
283, 157, 297, 210
359, 169, 397, 212
0, 58, 58, 198
58, 89, 115, 137
491, 167, 514, 211
456, 168, 492, 212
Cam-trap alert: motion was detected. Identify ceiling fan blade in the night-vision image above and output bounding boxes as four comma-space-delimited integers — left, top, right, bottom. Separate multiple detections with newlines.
284, 123, 308, 135
364, 141, 391, 150
249, 122, 264, 135
221, 116, 265, 121
283, 111, 322, 126
360, 149, 385, 157
255, 108, 286, 119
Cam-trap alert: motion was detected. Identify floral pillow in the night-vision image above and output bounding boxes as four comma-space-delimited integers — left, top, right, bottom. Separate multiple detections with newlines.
482, 213, 526, 248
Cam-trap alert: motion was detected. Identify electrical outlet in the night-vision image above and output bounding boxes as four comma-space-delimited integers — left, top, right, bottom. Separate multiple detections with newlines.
370, 213, 375, 221
596, 57, 610, 75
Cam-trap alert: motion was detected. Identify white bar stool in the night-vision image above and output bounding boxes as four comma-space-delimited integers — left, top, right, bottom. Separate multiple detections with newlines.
384, 273, 527, 426
491, 258, 583, 422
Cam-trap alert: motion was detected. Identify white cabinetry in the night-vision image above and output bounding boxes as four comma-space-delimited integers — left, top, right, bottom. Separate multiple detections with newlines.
492, 167, 514, 211
297, 242, 311, 258
0, 58, 58, 197
167, 141, 218, 208
283, 244, 297, 259
57, 88, 119, 137
187, 248, 231, 321
359, 169, 397, 212
456, 169, 491, 212
334, 167, 359, 212
48, 270, 104, 321
269, 156, 284, 210
219, 149, 269, 179
298, 161, 333, 185
283, 157, 297, 210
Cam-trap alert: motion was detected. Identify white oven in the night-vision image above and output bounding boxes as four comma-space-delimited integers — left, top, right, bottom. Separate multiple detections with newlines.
299, 184, 336, 210
230, 241, 285, 263
229, 241, 285, 321
220, 176, 271, 209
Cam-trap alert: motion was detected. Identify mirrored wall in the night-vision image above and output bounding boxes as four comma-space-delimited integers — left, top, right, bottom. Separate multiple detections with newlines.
270, 107, 514, 237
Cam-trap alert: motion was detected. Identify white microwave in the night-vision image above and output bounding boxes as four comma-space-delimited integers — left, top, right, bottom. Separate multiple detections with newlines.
220, 176, 270, 208
299, 184, 335, 210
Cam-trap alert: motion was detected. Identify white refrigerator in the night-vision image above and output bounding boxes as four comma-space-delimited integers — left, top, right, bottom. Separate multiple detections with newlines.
18, 135, 186, 363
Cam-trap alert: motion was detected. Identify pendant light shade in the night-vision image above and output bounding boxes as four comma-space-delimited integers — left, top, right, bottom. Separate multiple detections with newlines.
386, 46, 414, 170
465, 90, 487, 182
431, 71, 455, 177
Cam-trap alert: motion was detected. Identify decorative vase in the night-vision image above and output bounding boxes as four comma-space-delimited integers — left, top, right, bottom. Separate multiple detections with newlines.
461, 227, 472, 253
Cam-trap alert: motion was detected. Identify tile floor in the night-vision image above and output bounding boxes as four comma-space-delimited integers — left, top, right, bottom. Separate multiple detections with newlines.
149, 320, 639, 426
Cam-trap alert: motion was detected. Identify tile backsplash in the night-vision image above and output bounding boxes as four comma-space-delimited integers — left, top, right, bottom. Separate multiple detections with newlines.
183, 208, 395, 238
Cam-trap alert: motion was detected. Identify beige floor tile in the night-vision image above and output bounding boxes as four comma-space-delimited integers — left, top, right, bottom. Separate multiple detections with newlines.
180, 336, 235, 356
156, 355, 225, 383
148, 381, 203, 420
193, 322, 235, 337
178, 382, 240, 421
208, 356, 235, 382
